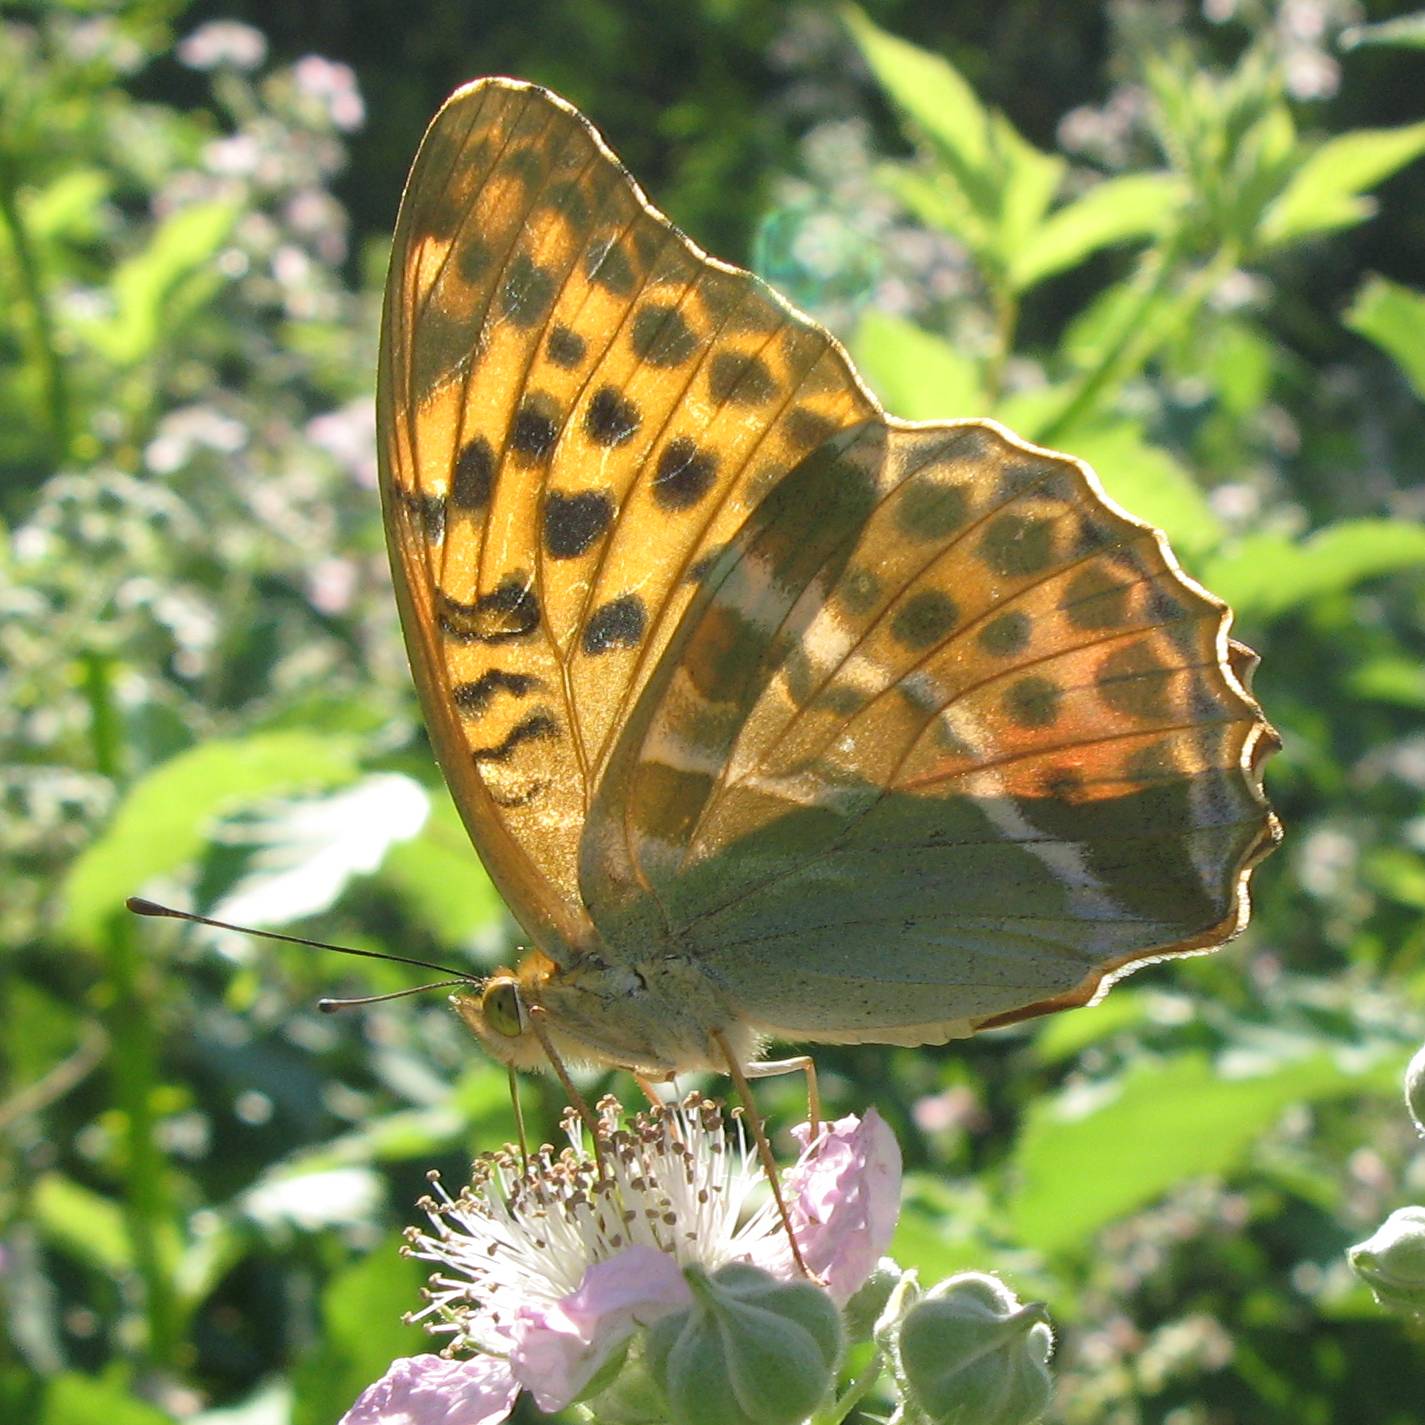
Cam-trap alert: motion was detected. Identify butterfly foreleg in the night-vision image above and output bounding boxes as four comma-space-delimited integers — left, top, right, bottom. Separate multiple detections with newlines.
742, 1055, 821, 1134
526, 1003, 608, 1178
711, 1029, 813, 1280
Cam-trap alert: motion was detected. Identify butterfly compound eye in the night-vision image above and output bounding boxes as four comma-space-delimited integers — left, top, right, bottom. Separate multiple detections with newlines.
481, 979, 526, 1038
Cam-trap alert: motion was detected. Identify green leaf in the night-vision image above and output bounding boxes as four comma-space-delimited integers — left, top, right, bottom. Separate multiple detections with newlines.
844, 6, 993, 200
41, 1373, 174, 1425
1030, 988, 1157, 1065
1258, 121, 1425, 248
63, 732, 362, 943
1058, 419, 1224, 560
1008, 1051, 1397, 1255
877, 162, 988, 250
381, 791, 505, 946
995, 117, 1065, 266
1200, 519, 1425, 621
80, 200, 238, 365
851, 309, 985, 420
290, 1238, 427, 1425
31, 1174, 133, 1274
1345, 275, 1425, 400
1010, 172, 1184, 291
1341, 12, 1425, 50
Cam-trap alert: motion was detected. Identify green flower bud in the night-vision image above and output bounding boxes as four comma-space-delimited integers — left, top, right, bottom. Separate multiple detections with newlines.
895, 1272, 1053, 1425
1405, 1043, 1425, 1136
583, 1338, 674, 1425
646, 1263, 843, 1425
843, 1258, 903, 1342
1349, 1206, 1425, 1316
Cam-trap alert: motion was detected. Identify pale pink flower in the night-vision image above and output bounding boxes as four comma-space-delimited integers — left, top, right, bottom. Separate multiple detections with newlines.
341, 1353, 516, 1425
341, 1096, 901, 1424
749, 1108, 902, 1302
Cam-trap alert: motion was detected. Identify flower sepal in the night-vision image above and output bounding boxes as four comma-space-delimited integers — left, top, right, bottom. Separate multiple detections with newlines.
1349, 1205, 1425, 1317
891, 1272, 1053, 1425
647, 1262, 843, 1425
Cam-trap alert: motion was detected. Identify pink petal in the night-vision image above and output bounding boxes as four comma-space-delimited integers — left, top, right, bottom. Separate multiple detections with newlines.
752, 1108, 903, 1303
340, 1353, 518, 1425
510, 1246, 691, 1411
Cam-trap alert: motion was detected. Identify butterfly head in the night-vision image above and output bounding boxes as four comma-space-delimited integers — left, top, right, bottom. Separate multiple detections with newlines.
451, 971, 551, 1071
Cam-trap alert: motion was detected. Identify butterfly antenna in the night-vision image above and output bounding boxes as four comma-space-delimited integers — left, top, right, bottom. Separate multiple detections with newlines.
125, 897, 477, 982
318, 981, 471, 1012
126, 894, 478, 986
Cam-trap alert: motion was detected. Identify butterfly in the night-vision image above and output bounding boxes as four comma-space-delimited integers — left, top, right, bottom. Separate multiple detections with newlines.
377, 76, 1280, 1091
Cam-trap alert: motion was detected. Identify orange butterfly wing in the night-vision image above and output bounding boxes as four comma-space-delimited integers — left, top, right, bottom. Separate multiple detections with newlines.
377, 78, 876, 960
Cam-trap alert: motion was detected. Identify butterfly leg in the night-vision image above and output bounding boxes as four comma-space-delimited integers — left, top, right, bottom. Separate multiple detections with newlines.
634, 1072, 674, 1108
507, 1064, 530, 1171
526, 1004, 608, 1178
742, 1055, 821, 1134
712, 1030, 812, 1280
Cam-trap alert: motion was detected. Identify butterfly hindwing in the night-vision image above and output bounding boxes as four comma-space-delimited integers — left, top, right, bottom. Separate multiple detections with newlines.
378, 78, 876, 957
583, 420, 1279, 1039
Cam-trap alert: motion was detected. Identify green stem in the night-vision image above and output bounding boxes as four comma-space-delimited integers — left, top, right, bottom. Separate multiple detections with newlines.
1037, 234, 1240, 447
982, 283, 1019, 409
812, 1349, 886, 1425
87, 653, 181, 1368
0, 148, 71, 463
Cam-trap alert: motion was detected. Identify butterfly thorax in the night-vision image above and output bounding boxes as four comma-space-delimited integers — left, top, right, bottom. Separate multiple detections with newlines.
454, 944, 761, 1075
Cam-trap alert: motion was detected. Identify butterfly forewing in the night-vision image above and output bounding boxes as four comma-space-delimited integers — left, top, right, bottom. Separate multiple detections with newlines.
379, 78, 875, 957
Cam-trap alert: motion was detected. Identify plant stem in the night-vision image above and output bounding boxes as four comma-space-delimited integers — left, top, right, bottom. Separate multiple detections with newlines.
983, 283, 1019, 408
1037, 234, 1240, 447
812, 1349, 886, 1425
0, 147, 71, 464
87, 652, 182, 1368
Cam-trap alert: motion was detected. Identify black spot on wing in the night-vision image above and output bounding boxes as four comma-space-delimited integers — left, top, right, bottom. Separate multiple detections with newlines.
652, 436, 717, 510
510, 394, 559, 466
497, 252, 556, 328
452, 437, 494, 509
547, 324, 586, 368
469, 711, 559, 764
438, 577, 540, 644
584, 386, 641, 447
631, 303, 698, 368
452, 669, 543, 715
583, 594, 646, 655
544, 489, 614, 559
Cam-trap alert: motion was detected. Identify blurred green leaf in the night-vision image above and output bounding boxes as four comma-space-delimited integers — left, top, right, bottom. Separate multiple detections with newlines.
1201, 519, 1425, 621
79, 200, 237, 366
381, 792, 504, 947
290, 1238, 427, 1425
63, 732, 362, 943
844, 5, 994, 203
1258, 121, 1425, 248
1348, 655, 1425, 709
1031, 988, 1156, 1066
1008, 1050, 1396, 1255
1345, 275, 1425, 400
1340, 12, 1425, 49
40, 1374, 173, 1425
1010, 173, 1184, 291
851, 309, 984, 419
31, 1174, 135, 1275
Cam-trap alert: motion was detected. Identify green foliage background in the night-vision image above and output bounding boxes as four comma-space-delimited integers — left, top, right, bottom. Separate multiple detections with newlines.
4, 1, 1425, 1422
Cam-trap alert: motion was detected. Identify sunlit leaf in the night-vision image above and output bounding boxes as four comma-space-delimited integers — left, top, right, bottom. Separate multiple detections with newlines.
1201, 519, 1425, 621
1008, 1050, 1398, 1255
1345, 275, 1425, 400
381, 792, 505, 947
1258, 121, 1425, 248
63, 733, 362, 943
1010, 172, 1183, 290
212, 773, 430, 928
79, 200, 238, 365
1340, 12, 1425, 49
31, 1174, 134, 1275
40, 1374, 174, 1425
850, 309, 984, 420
